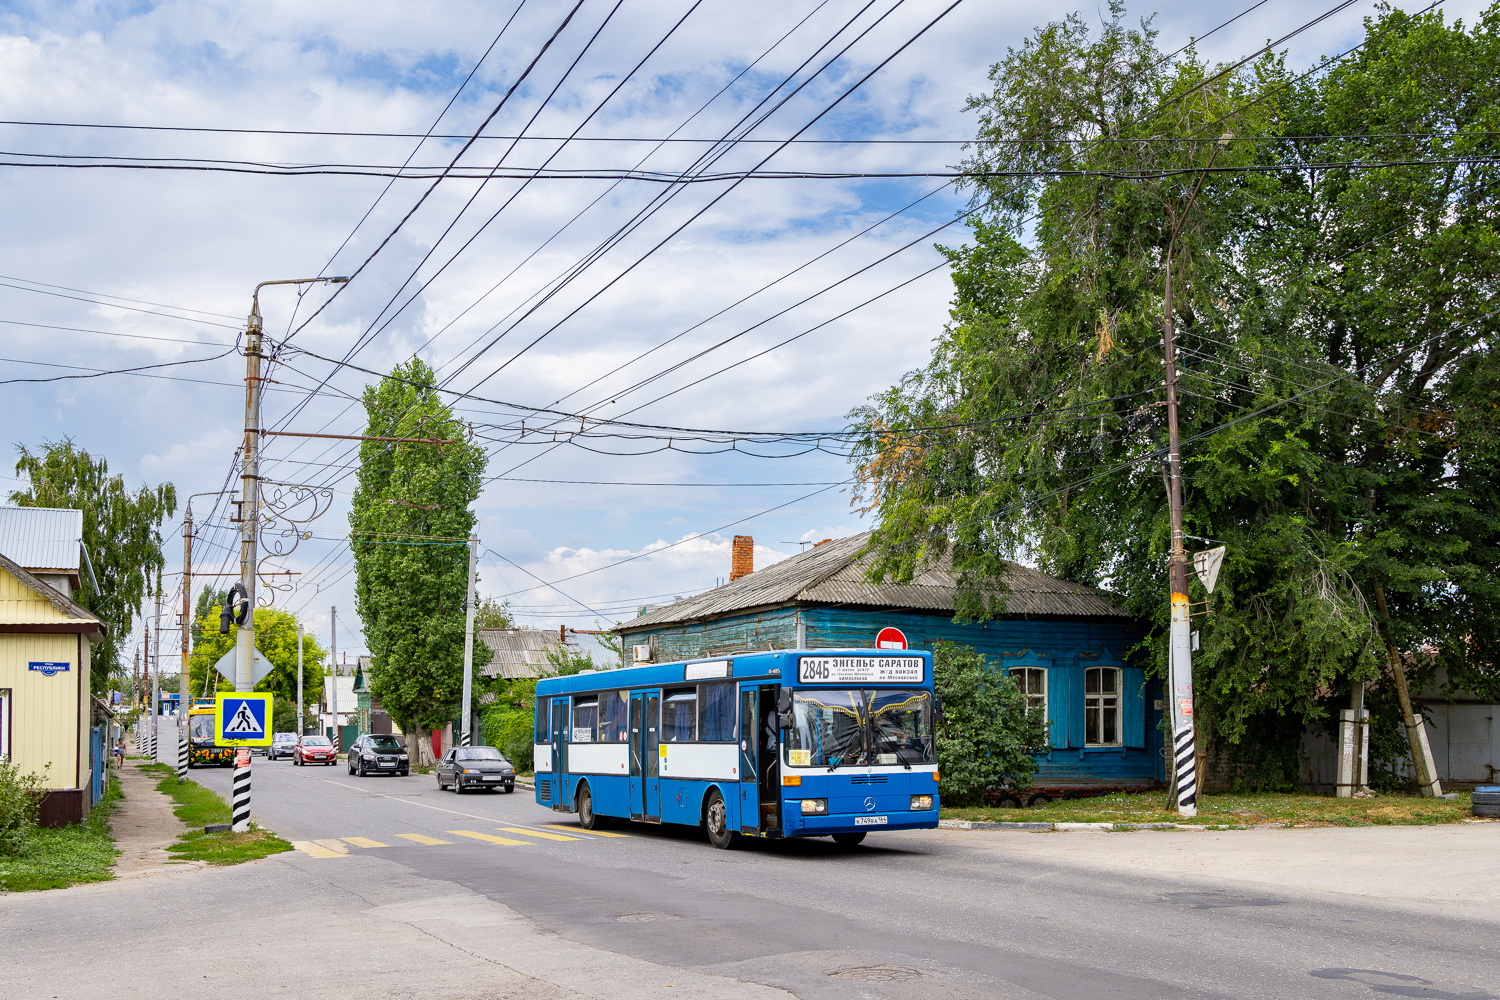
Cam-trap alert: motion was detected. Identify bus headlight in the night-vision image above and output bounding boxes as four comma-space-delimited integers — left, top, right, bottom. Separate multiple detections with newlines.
910, 795, 933, 811
800, 798, 827, 815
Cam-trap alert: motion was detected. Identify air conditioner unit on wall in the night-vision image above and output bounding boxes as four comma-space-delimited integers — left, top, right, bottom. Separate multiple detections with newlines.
633, 645, 652, 662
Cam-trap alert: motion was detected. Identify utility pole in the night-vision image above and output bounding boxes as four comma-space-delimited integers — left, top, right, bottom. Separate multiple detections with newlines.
330, 606, 338, 752
297, 621, 304, 736
1158, 138, 1229, 818
460, 535, 478, 748
179, 507, 192, 779
151, 589, 162, 764
234, 275, 347, 834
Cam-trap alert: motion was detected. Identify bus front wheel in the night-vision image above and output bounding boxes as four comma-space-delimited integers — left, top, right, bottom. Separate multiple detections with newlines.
577, 783, 597, 830
704, 789, 736, 850
832, 832, 866, 848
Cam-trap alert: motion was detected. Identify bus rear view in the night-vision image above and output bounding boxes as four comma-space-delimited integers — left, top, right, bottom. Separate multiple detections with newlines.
533, 648, 939, 848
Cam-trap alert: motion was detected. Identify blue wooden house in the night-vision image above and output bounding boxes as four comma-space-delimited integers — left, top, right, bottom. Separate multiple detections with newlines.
616, 532, 1162, 792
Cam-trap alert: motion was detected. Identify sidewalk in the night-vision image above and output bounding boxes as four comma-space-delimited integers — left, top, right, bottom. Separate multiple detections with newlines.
930, 822, 1500, 917
108, 762, 194, 878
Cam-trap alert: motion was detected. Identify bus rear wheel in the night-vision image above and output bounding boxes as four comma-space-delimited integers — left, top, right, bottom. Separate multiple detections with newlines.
704, 789, 736, 850
832, 832, 866, 848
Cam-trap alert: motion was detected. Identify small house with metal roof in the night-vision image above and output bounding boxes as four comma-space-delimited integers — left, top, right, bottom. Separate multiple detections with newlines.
0, 506, 107, 824
616, 532, 1163, 792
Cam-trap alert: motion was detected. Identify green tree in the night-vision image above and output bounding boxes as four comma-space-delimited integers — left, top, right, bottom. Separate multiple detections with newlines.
850, 5, 1500, 780
191, 586, 227, 655
473, 597, 515, 629
932, 643, 1050, 806
350, 358, 491, 766
10, 439, 176, 699
187, 605, 325, 714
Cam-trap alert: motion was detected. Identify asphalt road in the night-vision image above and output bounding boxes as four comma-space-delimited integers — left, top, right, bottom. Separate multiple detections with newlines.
187, 759, 1500, 1000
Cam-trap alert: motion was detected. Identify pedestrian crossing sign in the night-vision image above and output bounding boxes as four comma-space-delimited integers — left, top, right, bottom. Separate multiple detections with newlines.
215, 693, 273, 747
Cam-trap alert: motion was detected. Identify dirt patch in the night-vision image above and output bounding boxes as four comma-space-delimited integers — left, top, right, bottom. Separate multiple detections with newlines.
110, 763, 198, 877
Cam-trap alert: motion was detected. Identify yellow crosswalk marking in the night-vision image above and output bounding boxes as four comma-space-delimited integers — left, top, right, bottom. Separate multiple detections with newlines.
542, 823, 629, 838
311, 839, 351, 854
449, 830, 532, 846
341, 837, 388, 849
395, 833, 451, 846
292, 840, 347, 858
497, 826, 579, 841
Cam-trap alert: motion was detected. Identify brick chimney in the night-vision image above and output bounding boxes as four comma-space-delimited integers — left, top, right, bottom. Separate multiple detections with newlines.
730, 535, 754, 582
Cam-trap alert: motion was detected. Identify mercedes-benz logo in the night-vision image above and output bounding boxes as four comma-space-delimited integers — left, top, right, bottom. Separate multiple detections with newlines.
863, 796, 876, 811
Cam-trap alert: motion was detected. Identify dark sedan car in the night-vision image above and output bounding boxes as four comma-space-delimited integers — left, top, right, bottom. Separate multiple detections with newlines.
436, 746, 515, 793
348, 734, 409, 776
293, 735, 338, 765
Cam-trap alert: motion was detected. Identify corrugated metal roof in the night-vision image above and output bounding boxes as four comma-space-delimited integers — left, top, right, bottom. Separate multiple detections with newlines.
620, 531, 1128, 631
478, 628, 568, 679
0, 506, 83, 572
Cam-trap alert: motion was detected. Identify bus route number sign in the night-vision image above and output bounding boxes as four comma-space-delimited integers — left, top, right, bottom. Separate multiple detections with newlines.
797, 656, 924, 684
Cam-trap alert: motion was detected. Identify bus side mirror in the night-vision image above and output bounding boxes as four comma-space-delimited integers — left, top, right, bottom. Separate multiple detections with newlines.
933, 696, 944, 722
777, 688, 792, 713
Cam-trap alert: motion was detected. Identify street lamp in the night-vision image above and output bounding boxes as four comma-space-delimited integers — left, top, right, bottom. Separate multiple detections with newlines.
235, 276, 347, 693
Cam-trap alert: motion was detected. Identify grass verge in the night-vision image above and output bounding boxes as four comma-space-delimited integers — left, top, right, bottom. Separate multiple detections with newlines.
0, 775, 122, 892
139, 763, 292, 864
942, 790, 1477, 827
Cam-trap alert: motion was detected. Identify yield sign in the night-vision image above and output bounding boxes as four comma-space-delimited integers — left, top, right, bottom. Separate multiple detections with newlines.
875, 627, 908, 650
213, 647, 274, 686
1192, 546, 1227, 594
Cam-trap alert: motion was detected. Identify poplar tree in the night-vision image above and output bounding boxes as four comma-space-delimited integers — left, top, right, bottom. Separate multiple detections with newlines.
350, 358, 490, 765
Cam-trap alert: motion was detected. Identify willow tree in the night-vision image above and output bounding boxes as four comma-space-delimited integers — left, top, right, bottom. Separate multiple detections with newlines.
350, 358, 491, 766
850, 5, 1500, 786
10, 439, 176, 699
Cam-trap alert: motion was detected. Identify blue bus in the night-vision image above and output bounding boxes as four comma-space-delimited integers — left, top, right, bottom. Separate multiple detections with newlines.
534, 648, 939, 848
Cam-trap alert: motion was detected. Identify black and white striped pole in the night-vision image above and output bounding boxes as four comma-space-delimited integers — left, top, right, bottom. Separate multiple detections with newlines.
231, 747, 252, 832
459, 535, 478, 748
1162, 260, 1198, 818
176, 730, 188, 780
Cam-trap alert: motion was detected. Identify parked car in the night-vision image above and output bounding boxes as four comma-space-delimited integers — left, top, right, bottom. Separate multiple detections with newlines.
348, 734, 409, 777
436, 746, 516, 793
293, 735, 338, 765
268, 733, 298, 760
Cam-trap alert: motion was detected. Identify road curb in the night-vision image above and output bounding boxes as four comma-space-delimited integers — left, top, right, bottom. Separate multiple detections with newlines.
938, 819, 1234, 832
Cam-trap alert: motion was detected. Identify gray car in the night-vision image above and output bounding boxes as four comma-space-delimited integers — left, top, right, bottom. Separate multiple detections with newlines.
436, 746, 515, 793
268, 732, 298, 760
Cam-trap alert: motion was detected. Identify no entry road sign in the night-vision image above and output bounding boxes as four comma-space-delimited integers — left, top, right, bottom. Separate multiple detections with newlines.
875, 627, 908, 650
216, 693, 273, 747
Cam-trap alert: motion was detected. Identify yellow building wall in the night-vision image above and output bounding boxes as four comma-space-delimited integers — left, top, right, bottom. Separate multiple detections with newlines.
0, 632, 83, 789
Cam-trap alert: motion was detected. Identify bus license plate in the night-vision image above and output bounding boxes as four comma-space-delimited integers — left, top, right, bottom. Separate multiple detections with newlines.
854, 816, 888, 826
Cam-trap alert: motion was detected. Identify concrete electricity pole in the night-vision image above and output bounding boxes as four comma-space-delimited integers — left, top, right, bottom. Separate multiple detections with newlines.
151, 589, 162, 763
297, 621, 304, 736
179, 507, 192, 779
234, 275, 347, 832
330, 606, 338, 750
1158, 137, 1229, 818
460, 535, 479, 748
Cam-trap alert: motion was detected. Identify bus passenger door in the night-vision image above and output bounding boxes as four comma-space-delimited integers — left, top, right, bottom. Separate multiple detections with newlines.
758, 685, 781, 833
738, 688, 760, 834
628, 695, 644, 821
644, 693, 661, 823
550, 697, 569, 809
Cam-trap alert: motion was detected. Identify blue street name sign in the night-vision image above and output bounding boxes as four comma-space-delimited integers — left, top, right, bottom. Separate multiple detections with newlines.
29, 661, 70, 676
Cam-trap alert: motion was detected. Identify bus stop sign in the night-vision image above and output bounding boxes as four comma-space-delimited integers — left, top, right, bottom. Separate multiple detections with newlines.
875, 627, 908, 650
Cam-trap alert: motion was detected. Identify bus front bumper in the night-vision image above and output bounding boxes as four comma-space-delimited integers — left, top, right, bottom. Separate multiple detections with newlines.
784, 807, 939, 836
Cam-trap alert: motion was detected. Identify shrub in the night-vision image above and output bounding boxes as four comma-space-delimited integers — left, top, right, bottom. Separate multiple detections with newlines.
0, 760, 46, 856
484, 709, 535, 771
933, 642, 1050, 807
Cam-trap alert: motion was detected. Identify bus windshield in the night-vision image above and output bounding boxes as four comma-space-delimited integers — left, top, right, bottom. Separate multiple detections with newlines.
786, 689, 934, 768
188, 713, 216, 743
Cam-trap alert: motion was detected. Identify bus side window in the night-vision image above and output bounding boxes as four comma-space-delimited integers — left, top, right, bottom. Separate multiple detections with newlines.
662, 688, 697, 742
600, 691, 629, 742
535, 699, 548, 743
698, 682, 736, 742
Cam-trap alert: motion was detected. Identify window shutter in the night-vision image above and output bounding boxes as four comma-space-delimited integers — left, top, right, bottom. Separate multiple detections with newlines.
1123, 666, 1146, 748
1066, 666, 1085, 748
1045, 666, 1067, 749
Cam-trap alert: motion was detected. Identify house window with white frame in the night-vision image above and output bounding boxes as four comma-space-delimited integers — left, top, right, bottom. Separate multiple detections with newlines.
1008, 667, 1047, 721
1085, 667, 1120, 746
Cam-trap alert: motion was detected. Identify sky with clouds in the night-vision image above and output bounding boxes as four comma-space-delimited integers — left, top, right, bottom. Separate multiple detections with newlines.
0, 0, 1485, 669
